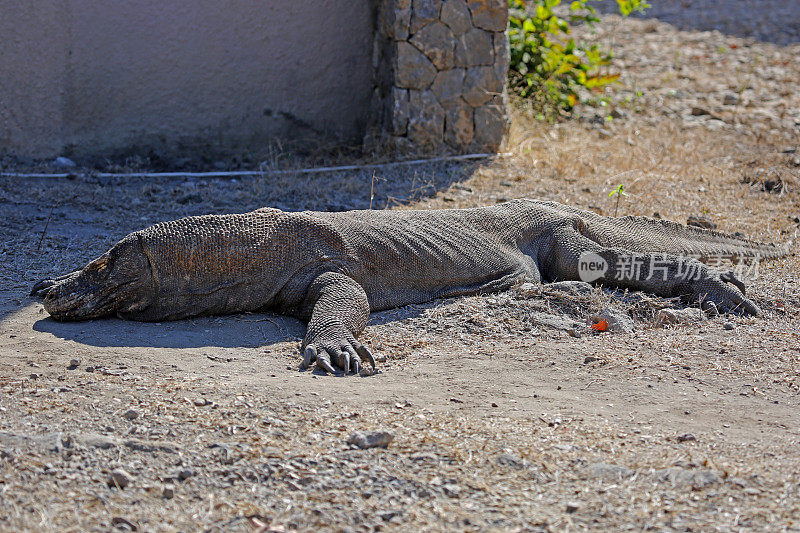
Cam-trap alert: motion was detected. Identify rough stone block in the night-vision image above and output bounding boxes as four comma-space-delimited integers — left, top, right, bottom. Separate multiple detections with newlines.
410, 0, 442, 34
388, 7, 413, 40
473, 96, 507, 149
410, 21, 455, 70
440, 0, 472, 35
467, 0, 508, 32
443, 98, 474, 147
492, 30, 511, 80
460, 28, 494, 66
462, 66, 503, 107
431, 68, 465, 104
389, 87, 410, 135
395, 41, 438, 89
407, 89, 445, 149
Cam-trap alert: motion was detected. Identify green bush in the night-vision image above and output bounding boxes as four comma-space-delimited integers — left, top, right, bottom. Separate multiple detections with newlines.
508, 0, 649, 117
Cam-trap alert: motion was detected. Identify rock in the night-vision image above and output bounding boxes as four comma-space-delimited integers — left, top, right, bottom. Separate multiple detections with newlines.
347, 431, 395, 449
583, 462, 635, 481
440, 0, 472, 35
723, 93, 740, 105
496, 454, 526, 469
565, 502, 580, 513
591, 307, 634, 334
493, 32, 510, 81
53, 156, 76, 168
473, 98, 507, 149
162, 484, 174, 499
442, 483, 461, 497
193, 397, 210, 406
462, 66, 503, 107
723, 321, 735, 330
410, 22, 455, 69
383, 0, 412, 40
690, 106, 711, 116
584, 356, 599, 364
177, 469, 195, 481
443, 98, 474, 146
676, 433, 696, 442
395, 42, 438, 90
111, 517, 138, 531
107, 468, 134, 489
410, 0, 442, 34
123, 439, 177, 454
121, 409, 139, 421
655, 308, 706, 327
407, 90, 445, 148
431, 68, 465, 104
68, 358, 81, 368
77, 433, 118, 450
687, 215, 717, 229
655, 467, 720, 488
456, 28, 494, 66
467, 0, 508, 31
389, 87, 410, 135
530, 311, 582, 332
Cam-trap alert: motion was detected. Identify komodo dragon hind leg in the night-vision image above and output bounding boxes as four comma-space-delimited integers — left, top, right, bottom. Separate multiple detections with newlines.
299, 272, 376, 375
545, 225, 761, 316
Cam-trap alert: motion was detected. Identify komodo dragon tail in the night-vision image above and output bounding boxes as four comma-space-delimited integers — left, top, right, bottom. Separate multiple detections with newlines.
583, 213, 792, 262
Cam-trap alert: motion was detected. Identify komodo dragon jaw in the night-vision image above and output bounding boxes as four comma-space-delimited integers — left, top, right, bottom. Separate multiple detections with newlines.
31, 234, 154, 321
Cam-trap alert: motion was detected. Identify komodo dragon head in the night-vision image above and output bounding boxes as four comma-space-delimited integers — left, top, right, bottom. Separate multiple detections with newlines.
32, 234, 154, 320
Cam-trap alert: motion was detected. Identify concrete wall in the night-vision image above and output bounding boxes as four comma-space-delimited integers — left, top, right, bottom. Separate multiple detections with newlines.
0, 1, 375, 159
0, 0, 508, 161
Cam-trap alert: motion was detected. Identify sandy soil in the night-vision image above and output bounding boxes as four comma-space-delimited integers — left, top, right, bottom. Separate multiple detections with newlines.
1, 7, 799, 533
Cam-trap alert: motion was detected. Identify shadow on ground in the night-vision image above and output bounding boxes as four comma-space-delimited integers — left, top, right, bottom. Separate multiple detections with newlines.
31, 312, 305, 350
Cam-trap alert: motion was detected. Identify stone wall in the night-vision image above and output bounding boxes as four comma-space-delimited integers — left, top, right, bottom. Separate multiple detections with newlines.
368, 0, 510, 153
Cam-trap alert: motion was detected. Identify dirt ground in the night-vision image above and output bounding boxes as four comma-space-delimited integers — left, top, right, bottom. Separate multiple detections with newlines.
1, 8, 799, 533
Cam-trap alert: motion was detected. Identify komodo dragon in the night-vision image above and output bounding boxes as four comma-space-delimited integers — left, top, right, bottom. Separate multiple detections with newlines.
31, 199, 789, 374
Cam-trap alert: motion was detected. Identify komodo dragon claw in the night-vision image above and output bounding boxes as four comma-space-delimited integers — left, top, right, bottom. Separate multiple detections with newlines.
301, 343, 376, 375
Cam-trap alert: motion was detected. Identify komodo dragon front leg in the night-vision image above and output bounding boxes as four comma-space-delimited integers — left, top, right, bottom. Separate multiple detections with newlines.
545, 222, 760, 315
297, 272, 376, 374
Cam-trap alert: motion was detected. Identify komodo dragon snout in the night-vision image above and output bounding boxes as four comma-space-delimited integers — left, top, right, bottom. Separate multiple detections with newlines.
31, 234, 154, 321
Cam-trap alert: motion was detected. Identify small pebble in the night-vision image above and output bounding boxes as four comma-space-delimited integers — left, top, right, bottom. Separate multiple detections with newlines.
121, 409, 139, 421
53, 156, 76, 168
566, 502, 580, 513
177, 469, 194, 481
193, 398, 210, 407
162, 484, 174, 499
347, 431, 394, 450
723, 322, 735, 330
584, 356, 599, 364
107, 468, 133, 489
722, 93, 739, 105
677, 433, 697, 442
68, 359, 81, 369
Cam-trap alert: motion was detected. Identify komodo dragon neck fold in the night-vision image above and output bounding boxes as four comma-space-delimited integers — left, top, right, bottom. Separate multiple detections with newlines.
31, 198, 791, 375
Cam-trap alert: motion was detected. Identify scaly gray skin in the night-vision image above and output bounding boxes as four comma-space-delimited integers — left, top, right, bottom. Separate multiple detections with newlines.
31, 200, 790, 375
